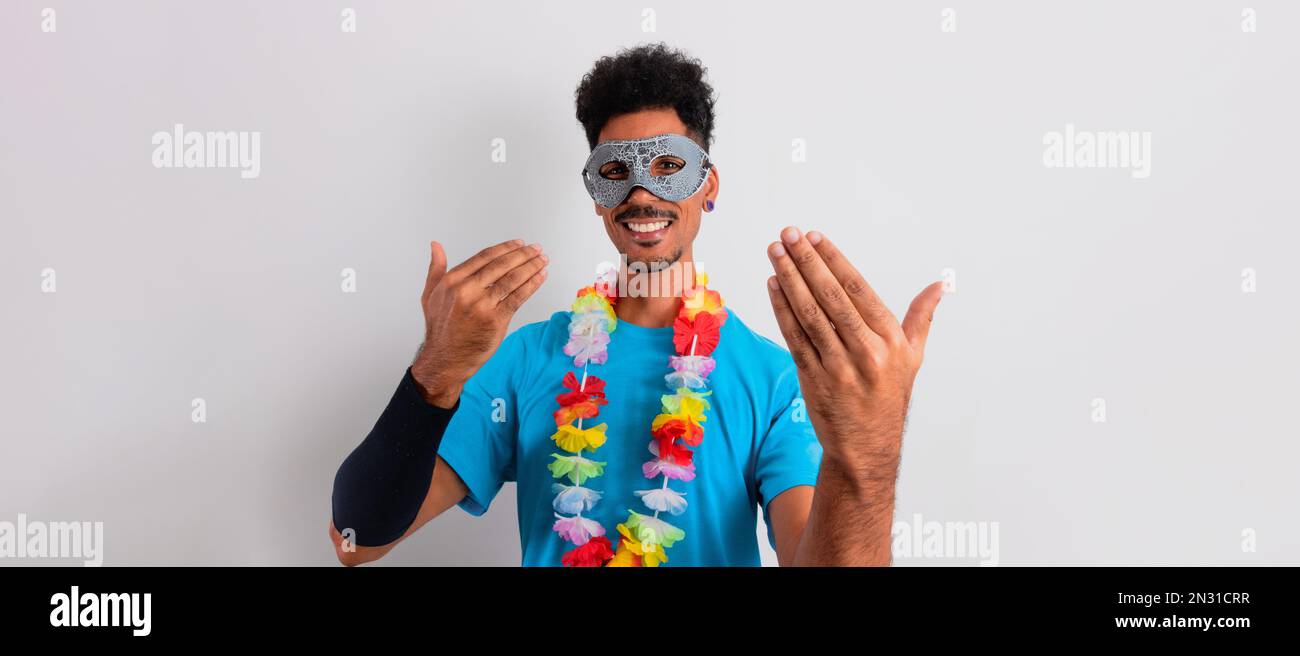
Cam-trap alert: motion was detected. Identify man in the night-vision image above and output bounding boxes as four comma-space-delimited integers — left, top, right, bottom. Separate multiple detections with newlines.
329, 44, 943, 566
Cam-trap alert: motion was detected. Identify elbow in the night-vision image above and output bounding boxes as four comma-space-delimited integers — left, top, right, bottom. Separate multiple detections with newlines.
328, 520, 386, 567
334, 536, 369, 566
336, 548, 373, 567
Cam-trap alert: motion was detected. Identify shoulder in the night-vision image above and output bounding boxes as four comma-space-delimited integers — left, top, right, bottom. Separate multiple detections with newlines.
719, 308, 804, 415
500, 311, 571, 356
719, 307, 799, 383
721, 307, 793, 363
473, 313, 567, 391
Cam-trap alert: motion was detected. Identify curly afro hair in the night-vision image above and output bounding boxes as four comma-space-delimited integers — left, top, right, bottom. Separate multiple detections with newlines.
575, 43, 717, 152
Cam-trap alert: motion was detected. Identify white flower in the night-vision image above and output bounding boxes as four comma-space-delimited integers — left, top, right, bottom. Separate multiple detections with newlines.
568, 311, 613, 336
551, 483, 602, 515
552, 513, 605, 546
634, 487, 688, 515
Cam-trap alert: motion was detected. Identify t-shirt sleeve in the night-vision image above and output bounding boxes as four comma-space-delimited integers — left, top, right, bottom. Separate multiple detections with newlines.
755, 363, 824, 551
434, 328, 526, 516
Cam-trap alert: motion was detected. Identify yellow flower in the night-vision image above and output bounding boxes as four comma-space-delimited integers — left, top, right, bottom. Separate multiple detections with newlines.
550, 423, 608, 454
661, 388, 712, 415
676, 396, 707, 424
607, 540, 642, 567
680, 287, 723, 320
654, 398, 706, 426
614, 523, 668, 568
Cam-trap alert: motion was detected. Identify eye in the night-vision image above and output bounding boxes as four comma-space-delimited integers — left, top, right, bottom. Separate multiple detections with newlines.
652, 156, 685, 176
599, 162, 629, 180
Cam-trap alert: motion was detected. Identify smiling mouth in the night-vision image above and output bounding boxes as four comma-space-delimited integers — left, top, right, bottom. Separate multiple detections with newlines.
619, 218, 674, 243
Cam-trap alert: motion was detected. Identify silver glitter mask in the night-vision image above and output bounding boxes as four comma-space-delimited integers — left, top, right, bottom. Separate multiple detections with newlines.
581, 134, 712, 208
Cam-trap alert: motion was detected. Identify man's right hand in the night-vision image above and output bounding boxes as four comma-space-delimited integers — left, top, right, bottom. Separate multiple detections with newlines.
411, 239, 548, 407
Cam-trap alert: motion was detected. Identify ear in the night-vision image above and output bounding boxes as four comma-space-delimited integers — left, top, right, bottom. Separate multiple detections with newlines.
703, 164, 720, 211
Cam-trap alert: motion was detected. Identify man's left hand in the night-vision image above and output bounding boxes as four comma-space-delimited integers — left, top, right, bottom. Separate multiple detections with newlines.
764, 226, 943, 476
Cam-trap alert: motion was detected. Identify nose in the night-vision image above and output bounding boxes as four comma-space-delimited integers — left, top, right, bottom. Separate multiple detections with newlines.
624, 185, 661, 205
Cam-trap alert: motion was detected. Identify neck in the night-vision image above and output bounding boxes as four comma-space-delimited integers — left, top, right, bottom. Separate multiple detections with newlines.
616, 294, 680, 328
614, 252, 696, 329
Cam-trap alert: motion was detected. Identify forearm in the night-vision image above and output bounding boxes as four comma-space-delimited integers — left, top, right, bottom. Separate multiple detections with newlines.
331, 454, 467, 566
793, 450, 899, 566
330, 367, 460, 551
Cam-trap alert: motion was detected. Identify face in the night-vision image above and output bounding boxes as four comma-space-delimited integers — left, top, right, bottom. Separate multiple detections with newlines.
591, 108, 719, 271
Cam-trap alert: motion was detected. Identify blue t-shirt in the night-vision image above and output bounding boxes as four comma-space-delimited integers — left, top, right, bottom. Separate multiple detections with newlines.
436, 306, 823, 566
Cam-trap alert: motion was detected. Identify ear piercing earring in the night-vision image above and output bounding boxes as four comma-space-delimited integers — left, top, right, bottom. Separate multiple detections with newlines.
705, 200, 715, 212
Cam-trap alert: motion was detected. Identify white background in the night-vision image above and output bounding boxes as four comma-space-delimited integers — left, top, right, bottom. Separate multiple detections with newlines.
2, 0, 1297, 565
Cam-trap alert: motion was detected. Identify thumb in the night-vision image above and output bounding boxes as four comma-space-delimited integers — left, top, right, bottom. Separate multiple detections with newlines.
900, 280, 945, 356
422, 240, 448, 305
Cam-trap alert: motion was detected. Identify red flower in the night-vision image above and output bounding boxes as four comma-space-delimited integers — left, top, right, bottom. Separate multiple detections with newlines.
653, 417, 703, 447
554, 372, 608, 426
672, 312, 721, 357
557, 371, 606, 403
562, 536, 615, 567
651, 426, 696, 465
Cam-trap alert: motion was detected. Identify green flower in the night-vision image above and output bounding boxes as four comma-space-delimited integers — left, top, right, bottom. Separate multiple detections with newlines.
548, 454, 606, 485
624, 510, 686, 548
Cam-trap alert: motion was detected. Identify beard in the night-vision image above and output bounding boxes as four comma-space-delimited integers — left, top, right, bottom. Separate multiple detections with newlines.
625, 247, 683, 272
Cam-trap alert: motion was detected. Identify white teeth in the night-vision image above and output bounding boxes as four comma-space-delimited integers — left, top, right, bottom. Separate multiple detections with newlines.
627, 221, 669, 233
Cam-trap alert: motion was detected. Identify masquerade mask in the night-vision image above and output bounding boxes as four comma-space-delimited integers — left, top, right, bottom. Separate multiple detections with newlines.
581, 134, 712, 208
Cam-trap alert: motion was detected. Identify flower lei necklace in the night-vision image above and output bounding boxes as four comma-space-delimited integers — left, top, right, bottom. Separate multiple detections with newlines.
547, 267, 727, 567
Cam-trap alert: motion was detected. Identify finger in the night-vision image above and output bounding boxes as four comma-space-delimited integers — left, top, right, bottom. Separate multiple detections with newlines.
766, 276, 822, 372
806, 231, 904, 344
446, 238, 526, 280
493, 251, 549, 306
779, 226, 876, 354
473, 242, 543, 293
498, 266, 548, 313
422, 240, 448, 307
900, 281, 945, 357
768, 236, 846, 360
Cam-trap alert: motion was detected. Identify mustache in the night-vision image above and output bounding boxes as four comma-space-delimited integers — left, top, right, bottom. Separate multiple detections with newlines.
615, 204, 678, 223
